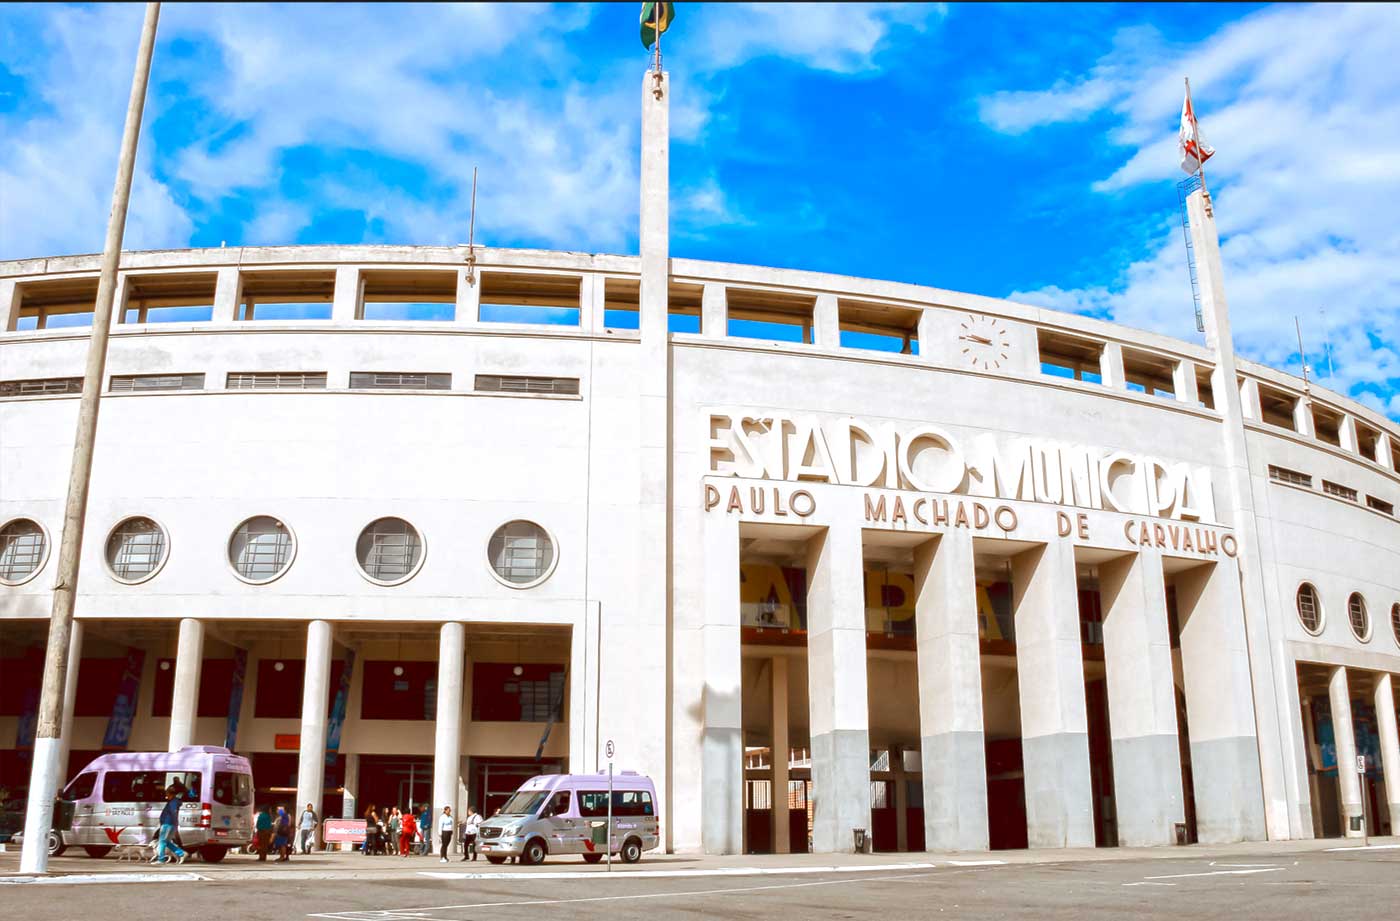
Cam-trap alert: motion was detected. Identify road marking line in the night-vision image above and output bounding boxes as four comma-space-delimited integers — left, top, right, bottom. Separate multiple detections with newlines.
0, 872, 208, 886
1142, 868, 1283, 880
1208, 862, 1279, 868
413, 861, 963, 882
308, 868, 974, 919
1122, 881, 1176, 887
1323, 843, 1400, 852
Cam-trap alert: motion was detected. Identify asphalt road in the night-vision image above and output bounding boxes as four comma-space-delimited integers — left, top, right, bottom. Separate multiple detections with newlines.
3, 846, 1396, 920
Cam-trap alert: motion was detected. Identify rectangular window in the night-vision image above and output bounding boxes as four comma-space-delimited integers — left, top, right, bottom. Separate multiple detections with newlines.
1311, 406, 1344, 447
14, 277, 98, 330
577, 790, 654, 817
0, 377, 84, 397
1257, 384, 1299, 431
63, 772, 98, 801
474, 374, 579, 395
110, 373, 205, 392
102, 770, 201, 803
1037, 330, 1104, 383
349, 372, 451, 390
226, 371, 328, 390
238, 271, 335, 321
1195, 366, 1216, 410
1267, 465, 1312, 488
359, 269, 457, 322
1321, 480, 1358, 501
1122, 348, 1177, 399
121, 272, 217, 325
213, 771, 253, 806
359, 661, 438, 720
479, 272, 581, 326
839, 299, 920, 356
726, 287, 816, 344
1354, 422, 1379, 461
1366, 495, 1394, 516
471, 663, 565, 722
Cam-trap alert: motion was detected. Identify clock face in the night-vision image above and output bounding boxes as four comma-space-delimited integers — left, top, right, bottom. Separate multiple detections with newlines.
958, 314, 1012, 371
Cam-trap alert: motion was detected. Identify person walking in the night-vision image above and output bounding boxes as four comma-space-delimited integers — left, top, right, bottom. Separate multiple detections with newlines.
459, 804, 482, 862
299, 802, 319, 855
437, 806, 454, 862
387, 807, 401, 855
398, 806, 416, 857
254, 804, 273, 861
363, 805, 381, 856
417, 804, 431, 856
273, 805, 293, 862
152, 784, 188, 865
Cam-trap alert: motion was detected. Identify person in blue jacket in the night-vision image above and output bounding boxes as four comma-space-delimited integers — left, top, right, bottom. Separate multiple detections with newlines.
152, 784, 188, 865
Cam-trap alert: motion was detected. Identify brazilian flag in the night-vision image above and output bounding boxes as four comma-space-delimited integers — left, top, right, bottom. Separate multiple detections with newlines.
640, 2, 675, 50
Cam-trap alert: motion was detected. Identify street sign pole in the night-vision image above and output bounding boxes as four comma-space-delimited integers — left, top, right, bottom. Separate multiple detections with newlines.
605, 738, 615, 872
1357, 755, 1369, 847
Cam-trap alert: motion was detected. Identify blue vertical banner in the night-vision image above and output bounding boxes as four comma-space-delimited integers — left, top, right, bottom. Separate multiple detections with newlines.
224, 647, 248, 750
325, 648, 355, 767
102, 647, 145, 750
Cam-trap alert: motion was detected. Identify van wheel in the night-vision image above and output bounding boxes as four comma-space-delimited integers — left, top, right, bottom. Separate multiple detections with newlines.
199, 846, 227, 863
582, 853, 603, 864
48, 830, 67, 857
83, 845, 112, 858
620, 837, 642, 864
486, 856, 507, 865
521, 838, 547, 866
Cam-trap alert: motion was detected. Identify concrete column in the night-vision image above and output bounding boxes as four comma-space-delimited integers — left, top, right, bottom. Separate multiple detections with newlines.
1294, 397, 1314, 437
1375, 673, 1400, 832
1011, 541, 1095, 848
295, 620, 333, 826
0, 279, 19, 331
1099, 342, 1125, 389
1337, 414, 1359, 454
341, 752, 359, 851
1098, 551, 1185, 846
701, 513, 743, 854
1174, 561, 1267, 842
454, 268, 480, 326
1282, 659, 1317, 838
433, 622, 466, 836
109, 274, 129, 330
1301, 695, 1326, 838
168, 618, 205, 751
771, 655, 791, 854
55, 621, 84, 778
913, 531, 989, 851
581, 274, 606, 332
1174, 360, 1200, 406
806, 524, 871, 854
568, 603, 601, 775
916, 308, 938, 365
1377, 434, 1395, 469
331, 266, 361, 321
1237, 377, 1260, 421
893, 747, 909, 852
701, 283, 726, 338
813, 294, 839, 349
211, 266, 241, 322
1328, 667, 1364, 837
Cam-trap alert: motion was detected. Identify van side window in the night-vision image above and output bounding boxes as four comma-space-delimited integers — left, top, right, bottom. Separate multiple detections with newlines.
213, 772, 252, 806
577, 791, 653, 817
63, 772, 97, 800
544, 791, 571, 818
101, 770, 201, 802
578, 792, 608, 817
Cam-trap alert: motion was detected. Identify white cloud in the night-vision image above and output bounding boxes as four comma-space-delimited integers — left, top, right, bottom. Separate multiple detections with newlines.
988, 3, 1400, 418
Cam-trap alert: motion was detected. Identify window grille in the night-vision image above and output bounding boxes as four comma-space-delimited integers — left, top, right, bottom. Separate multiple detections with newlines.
1321, 480, 1358, 502
1365, 495, 1394, 516
1391, 603, 1400, 648
226, 372, 328, 390
1268, 465, 1312, 488
487, 520, 556, 586
475, 374, 580, 396
349, 372, 450, 391
0, 377, 83, 397
356, 517, 424, 582
105, 517, 167, 581
1347, 592, 1369, 642
0, 519, 47, 583
1295, 583, 1322, 634
229, 516, 294, 582
110, 373, 205, 392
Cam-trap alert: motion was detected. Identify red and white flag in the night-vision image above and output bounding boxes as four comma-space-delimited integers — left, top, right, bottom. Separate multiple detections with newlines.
1179, 81, 1215, 174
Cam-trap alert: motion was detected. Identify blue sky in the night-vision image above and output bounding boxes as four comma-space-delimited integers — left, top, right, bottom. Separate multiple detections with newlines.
1, 2, 1397, 418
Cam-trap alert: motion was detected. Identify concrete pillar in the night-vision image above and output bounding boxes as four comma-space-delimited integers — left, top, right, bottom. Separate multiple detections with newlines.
211, 266, 241, 323
1327, 667, 1364, 837
916, 308, 938, 365
893, 747, 909, 852
1011, 541, 1095, 848
55, 621, 84, 778
1375, 673, 1400, 833
1377, 434, 1395, 469
1282, 659, 1317, 838
109, 274, 129, 330
1174, 561, 1267, 842
701, 283, 726, 338
1337, 414, 1359, 453
771, 655, 791, 854
581, 274, 606, 332
1174, 360, 1200, 406
295, 620, 333, 828
1098, 551, 1185, 845
433, 622, 466, 837
331, 266, 361, 321
1237, 377, 1260, 420
168, 618, 205, 751
1294, 397, 1314, 437
813, 294, 839, 349
913, 531, 989, 851
1099, 342, 1125, 389
0, 279, 19, 331
341, 752, 359, 851
1301, 695, 1325, 838
454, 268, 480, 326
568, 604, 601, 775
805, 525, 871, 854
700, 513, 743, 854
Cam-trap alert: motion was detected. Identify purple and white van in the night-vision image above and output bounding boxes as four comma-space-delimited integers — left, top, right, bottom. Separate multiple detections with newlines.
55, 745, 253, 861
476, 771, 660, 865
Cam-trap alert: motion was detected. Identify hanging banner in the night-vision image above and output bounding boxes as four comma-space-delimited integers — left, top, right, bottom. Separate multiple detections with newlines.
325, 648, 355, 767
102, 647, 145, 750
224, 648, 248, 751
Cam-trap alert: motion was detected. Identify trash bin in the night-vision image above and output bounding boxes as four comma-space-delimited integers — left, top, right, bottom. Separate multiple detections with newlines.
1173, 822, 1187, 846
852, 827, 867, 853
591, 821, 608, 848
1349, 816, 1364, 833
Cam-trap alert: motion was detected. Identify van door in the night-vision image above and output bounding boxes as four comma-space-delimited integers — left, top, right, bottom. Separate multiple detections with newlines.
538, 790, 579, 854
61, 772, 99, 846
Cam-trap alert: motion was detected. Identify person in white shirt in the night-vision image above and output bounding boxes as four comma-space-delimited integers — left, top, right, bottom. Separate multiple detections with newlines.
459, 805, 483, 862
437, 806, 454, 862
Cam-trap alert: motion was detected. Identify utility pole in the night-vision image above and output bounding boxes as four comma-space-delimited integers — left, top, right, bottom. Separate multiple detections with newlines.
19, 2, 161, 874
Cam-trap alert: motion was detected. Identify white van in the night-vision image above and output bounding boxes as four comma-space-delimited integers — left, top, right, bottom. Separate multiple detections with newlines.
476, 772, 659, 865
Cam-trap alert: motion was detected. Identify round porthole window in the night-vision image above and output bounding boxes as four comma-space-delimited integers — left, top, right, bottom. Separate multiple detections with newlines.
105, 516, 169, 584
1295, 582, 1323, 635
487, 520, 557, 588
1347, 592, 1370, 643
228, 516, 295, 584
356, 517, 424, 585
0, 518, 49, 586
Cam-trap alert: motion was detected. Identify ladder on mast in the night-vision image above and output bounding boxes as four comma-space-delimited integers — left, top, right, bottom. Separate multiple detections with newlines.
1177, 175, 1206, 333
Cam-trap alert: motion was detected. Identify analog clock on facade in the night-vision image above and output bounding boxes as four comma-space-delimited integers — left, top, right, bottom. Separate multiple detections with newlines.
958, 314, 1012, 371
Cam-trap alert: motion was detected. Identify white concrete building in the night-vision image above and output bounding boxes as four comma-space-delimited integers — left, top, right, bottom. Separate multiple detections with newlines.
1, 71, 1398, 857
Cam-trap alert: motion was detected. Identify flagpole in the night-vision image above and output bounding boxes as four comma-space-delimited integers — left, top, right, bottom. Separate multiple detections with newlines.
1186, 77, 1213, 216
653, 2, 662, 72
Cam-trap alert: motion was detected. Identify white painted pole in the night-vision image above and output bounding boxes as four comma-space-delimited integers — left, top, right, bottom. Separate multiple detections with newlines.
19, 2, 160, 875
607, 761, 614, 871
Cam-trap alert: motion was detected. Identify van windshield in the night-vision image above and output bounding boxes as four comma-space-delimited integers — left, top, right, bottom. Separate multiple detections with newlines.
497, 790, 550, 816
